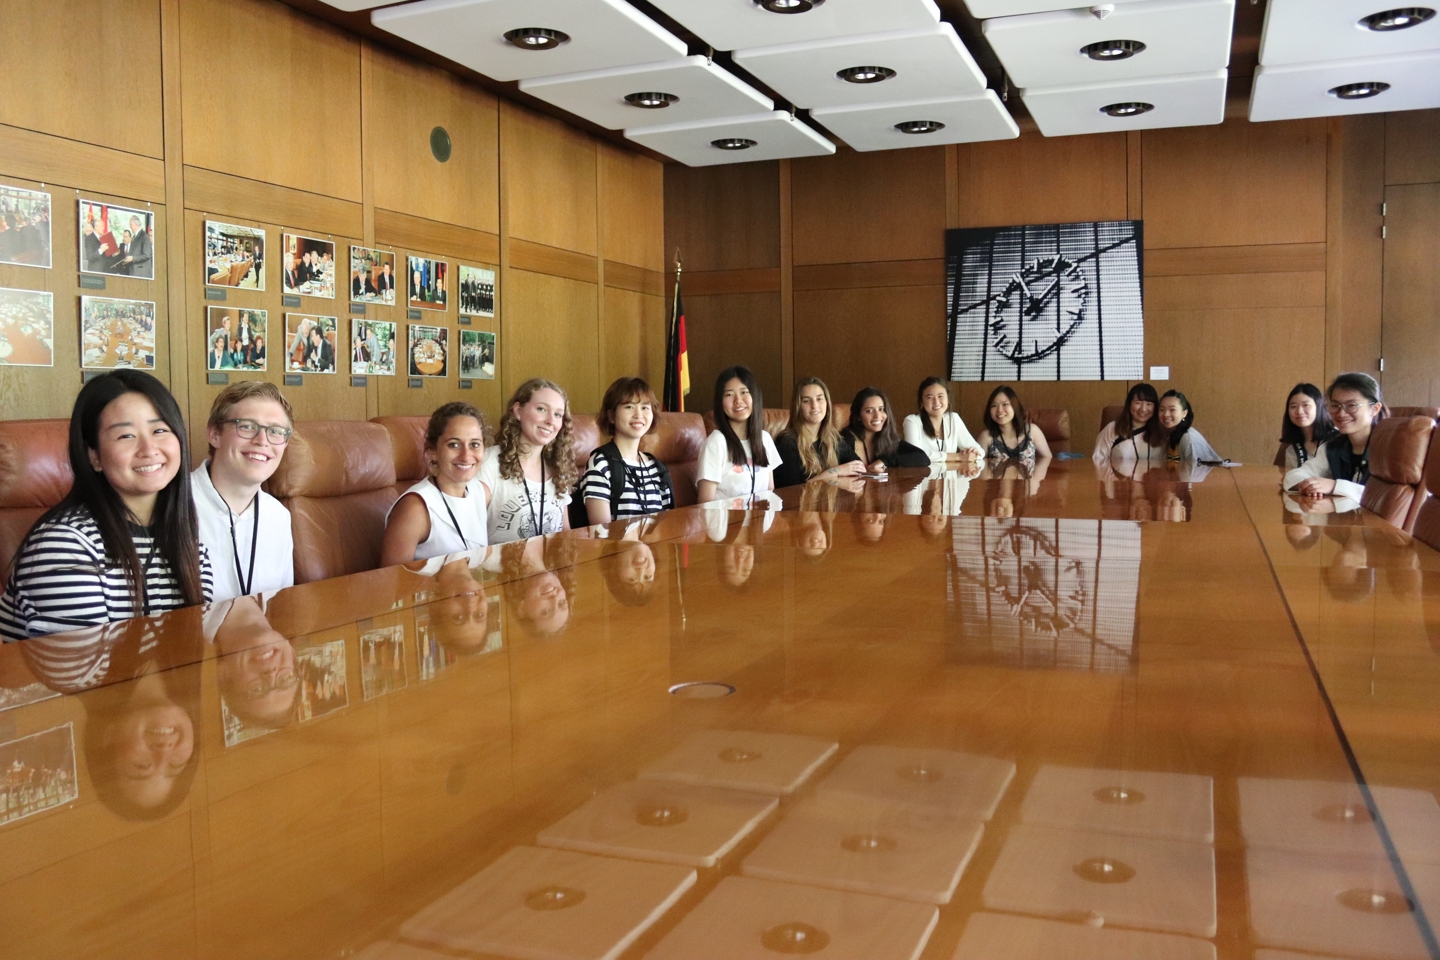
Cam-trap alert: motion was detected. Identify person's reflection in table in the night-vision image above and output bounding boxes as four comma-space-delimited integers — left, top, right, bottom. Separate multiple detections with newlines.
793, 511, 835, 558
602, 541, 657, 606
1322, 526, 1377, 603
1282, 511, 1326, 551
493, 537, 576, 636
213, 595, 300, 732
425, 553, 495, 653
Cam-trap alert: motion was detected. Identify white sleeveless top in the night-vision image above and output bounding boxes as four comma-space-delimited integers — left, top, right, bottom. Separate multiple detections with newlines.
388, 477, 489, 561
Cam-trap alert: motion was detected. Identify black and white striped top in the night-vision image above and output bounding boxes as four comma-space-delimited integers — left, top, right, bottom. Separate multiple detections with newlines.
579, 452, 673, 519
0, 506, 213, 642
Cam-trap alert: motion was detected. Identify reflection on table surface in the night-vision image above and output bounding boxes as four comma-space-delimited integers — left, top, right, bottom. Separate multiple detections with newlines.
1, 462, 1438, 960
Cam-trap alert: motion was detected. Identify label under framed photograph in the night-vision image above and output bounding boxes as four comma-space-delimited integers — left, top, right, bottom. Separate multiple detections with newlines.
459, 329, 495, 380
458, 264, 495, 318
407, 323, 448, 378
0, 287, 55, 367
204, 220, 266, 290
0, 723, 79, 826
349, 245, 397, 305
79, 198, 155, 281
282, 233, 336, 300
80, 296, 156, 370
407, 255, 448, 311
351, 318, 397, 376
285, 314, 338, 374
205, 306, 268, 372
0, 183, 53, 269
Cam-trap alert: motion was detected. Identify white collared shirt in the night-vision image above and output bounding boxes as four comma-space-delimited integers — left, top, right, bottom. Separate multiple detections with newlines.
192, 461, 295, 602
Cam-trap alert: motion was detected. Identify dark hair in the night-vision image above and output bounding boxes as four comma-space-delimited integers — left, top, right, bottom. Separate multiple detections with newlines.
916, 377, 950, 439
601, 541, 656, 606
847, 387, 902, 461
599, 377, 659, 437
1280, 383, 1338, 447
18, 371, 203, 607
1114, 383, 1166, 448
1328, 372, 1387, 420
425, 401, 487, 451
713, 366, 768, 468
1159, 390, 1195, 451
982, 386, 1030, 438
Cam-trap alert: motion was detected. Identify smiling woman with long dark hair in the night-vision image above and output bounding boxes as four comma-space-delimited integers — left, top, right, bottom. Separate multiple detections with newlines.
1092, 382, 1167, 465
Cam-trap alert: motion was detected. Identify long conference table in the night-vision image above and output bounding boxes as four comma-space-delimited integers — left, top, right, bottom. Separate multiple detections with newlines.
1, 461, 1438, 960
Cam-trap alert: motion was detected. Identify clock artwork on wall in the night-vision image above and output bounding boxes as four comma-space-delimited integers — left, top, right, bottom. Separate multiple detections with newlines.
946, 220, 1143, 381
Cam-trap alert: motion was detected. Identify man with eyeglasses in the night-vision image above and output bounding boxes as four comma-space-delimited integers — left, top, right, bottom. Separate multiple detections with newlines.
191, 381, 296, 601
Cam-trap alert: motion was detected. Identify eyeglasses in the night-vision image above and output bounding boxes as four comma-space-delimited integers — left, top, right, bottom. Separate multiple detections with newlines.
224, 418, 293, 444
1324, 401, 1376, 415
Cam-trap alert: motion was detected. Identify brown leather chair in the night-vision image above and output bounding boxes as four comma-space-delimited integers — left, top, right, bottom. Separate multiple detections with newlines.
570, 413, 602, 475
1101, 405, 1124, 428
1032, 408, 1070, 454
0, 420, 72, 584
1359, 416, 1434, 533
1410, 425, 1440, 551
372, 416, 429, 502
264, 422, 398, 583
1390, 406, 1440, 421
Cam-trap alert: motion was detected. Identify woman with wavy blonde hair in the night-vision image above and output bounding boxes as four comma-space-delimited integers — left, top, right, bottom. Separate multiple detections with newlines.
477, 378, 577, 542
772, 376, 863, 488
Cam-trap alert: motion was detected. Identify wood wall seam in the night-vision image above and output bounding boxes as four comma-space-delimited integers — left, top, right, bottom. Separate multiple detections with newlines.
183, 165, 363, 238
374, 208, 500, 263
507, 238, 598, 285
794, 259, 946, 291
603, 261, 663, 297
675, 267, 782, 297
0, 123, 166, 203
1144, 242, 1327, 277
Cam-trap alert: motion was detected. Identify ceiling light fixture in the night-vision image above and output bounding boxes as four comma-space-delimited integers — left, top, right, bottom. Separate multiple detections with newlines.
624, 92, 679, 108
756, 0, 825, 13
712, 138, 757, 150
1329, 81, 1391, 98
838, 65, 896, 84
1081, 39, 1146, 60
1099, 101, 1154, 116
895, 120, 945, 134
503, 28, 570, 50
1359, 7, 1435, 30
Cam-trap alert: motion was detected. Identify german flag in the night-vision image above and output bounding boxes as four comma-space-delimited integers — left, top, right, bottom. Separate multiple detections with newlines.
664, 254, 690, 412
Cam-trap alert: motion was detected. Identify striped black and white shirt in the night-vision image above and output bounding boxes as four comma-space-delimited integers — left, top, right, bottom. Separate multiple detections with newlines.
579, 451, 673, 519
0, 506, 213, 642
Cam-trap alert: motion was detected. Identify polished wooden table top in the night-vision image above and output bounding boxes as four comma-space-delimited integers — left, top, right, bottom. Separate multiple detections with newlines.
2, 461, 1438, 960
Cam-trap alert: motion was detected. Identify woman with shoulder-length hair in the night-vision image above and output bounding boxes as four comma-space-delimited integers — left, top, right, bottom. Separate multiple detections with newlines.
976, 385, 1053, 467
382, 400, 489, 565
1274, 382, 1338, 470
1092, 382, 1167, 465
580, 376, 674, 525
903, 376, 984, 464
478, 378, 577, 542
772, 376, 863, 488
697, 365, 783, 504
1156, 390, 1223, 462
840, 386, 930, 472
1285, 372, 1386, 504
0, 370, 212, 641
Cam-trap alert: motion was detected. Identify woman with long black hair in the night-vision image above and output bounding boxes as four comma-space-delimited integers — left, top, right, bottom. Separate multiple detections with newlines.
1156, 390, 1222, 461
0, 370, 212, 641
902, 376, 984, 464
841, 387, 930, 472
1285, 372, 1386, 503
697, 365, 783, 504
1091, 383, 1167, 465
1273, 382, 1339, 470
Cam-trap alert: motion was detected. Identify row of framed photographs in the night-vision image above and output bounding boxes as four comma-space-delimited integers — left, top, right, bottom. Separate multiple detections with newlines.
1, 184, 151, 280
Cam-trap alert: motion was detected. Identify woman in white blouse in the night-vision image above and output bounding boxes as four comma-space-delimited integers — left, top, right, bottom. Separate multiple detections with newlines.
697, 365, 782, 505
1092, 383, 1167, 465
1283, 372, 1385, 504
902, 377, 984, 464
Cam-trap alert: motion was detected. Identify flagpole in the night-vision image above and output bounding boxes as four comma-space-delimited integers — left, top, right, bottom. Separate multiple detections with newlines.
666, 249, 683, 411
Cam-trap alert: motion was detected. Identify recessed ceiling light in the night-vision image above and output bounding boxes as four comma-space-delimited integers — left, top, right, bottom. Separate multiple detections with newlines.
504, 28, 569, 50
1329, 81, 1391, 99
895, 120, 945, 134
756, 0, 825, 13
1081, 39, 1147, 61
1099, 101, 1154, 117
712, 138, 757, 150
1359, 7, 1435, 30
624, 92, 679, 109
837, 66, 896, 84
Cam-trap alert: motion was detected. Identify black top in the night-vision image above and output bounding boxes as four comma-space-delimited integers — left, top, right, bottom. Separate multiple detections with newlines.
838, 429, 930, 470
1325, 436, 1371, 486
772, 432, 861, 488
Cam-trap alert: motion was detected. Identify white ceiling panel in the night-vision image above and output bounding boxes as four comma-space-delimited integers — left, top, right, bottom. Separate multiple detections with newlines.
646, 0, 940, 53
520, 56, 773, 130
1260, 0, 1440, 66
982, 0, 1235, 88
733, 24, 986, 109
626, 111, 836, 166
371, 0, 688, 83
1250, 50, 1440, 121
965, 0, 1151, 16
811, 91, 1019, 150
1021, 69, 1227, 136
314, 0, 388, 9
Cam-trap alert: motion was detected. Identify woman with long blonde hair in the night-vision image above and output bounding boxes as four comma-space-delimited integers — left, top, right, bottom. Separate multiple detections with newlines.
478, 378, 578, 542
773, 376, 864, 488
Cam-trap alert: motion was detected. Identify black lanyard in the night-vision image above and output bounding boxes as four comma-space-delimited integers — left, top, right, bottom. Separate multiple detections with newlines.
1293, 440, 1309, 466
523, 458, 546, 535
435, 479, 474, 550
229, 496, 259, 597
138, 529, 158, 616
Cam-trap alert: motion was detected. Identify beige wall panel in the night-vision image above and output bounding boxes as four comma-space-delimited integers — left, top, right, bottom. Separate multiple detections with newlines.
602, 287, 665, 394
180, 0, 362, 201
600, 145, 664, 271
792, 147, 946, 265
369, 47, 500, 234
0, 124, 166, 205
1384, 109, 1440, 185
1146, 271, 1326, 311
503, 270, 600, 412
684, 291, 783, 415
955, 133, 1128, 228
1143, 118, 1327, 249
0, 0, 164, 159
1335, 114, 1385, 378
502, 107, 597, 256
664, 162, 780, 272
183, 167, 363, 239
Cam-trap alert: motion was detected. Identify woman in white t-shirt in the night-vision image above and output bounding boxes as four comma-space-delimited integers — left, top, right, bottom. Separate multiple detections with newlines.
382, 402, 489, 565
479, 378, 576, 543
902, 376, 984, 464
697, 365, 783, 505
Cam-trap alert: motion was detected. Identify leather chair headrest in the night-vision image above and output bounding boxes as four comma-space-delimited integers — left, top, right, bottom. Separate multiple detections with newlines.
643, 412, 705, 462
1101, 405, 1124, 428
0, 419, 72, 509
1389, 406, 1440, 421
570, 414, 602, 472
372, 416, 429, 483
1032, 408, 1071, 442
265, 421, 396, 499
1368, 416, 1433, 486
762, 409, 791, 436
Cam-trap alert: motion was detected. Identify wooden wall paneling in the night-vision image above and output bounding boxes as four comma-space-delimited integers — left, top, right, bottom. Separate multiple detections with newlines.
0, 0, 164, 159
1143, 118, 1327, 249
684, 292, 783, 415
664, 162, 781, 272
161, 0, 191, 429
374, 210, 499, 266
1144, 242, 1327, 277
1146, 272, 1326, 312
1383, 109, 1440, 185
790, 146, 946, 265
184, 167, 363, 240
0, 125, 166, 205
954, 132, 1128, 229
1328, 114, 1385, 381
599, 144, 663, 271
602, 261, 663, 297
602, 287, 665, 394
945, 145, 961, 229
368, 45, 500, 234
180, 0, 362, 201
793, 259, 945, 291
504, 270, 601, 413
507, 239, 598, 284
1379, 182, 1440, 407
501, 106, 598, 257
1126, 131, 1143, 220
779, 159, 794, 405
360, 39, 379, 420
682, 268, 781, 296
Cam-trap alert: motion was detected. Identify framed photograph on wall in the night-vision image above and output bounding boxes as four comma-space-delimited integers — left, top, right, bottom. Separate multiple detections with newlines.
80, 296, 155, 370
285, 314, 338, 374
0, 724, 78, 826
79, 199, 155, 280
459, 329, 495, 380
349, 246, 396, 305
458, 265, 495, 318
0, 184, 52, 269
206, 307, 267, 371
351, 319, 396, 376
359, 623, 407, 701
295, 637, 348, 722
281, 233, 336, 300
407, 323, 448, 378
205, 221, 266, 290
407, 255, 447, 311
0, 288, 54, 367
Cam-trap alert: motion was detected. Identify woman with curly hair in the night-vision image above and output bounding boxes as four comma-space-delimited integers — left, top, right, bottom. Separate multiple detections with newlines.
478, 378, 577, 542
